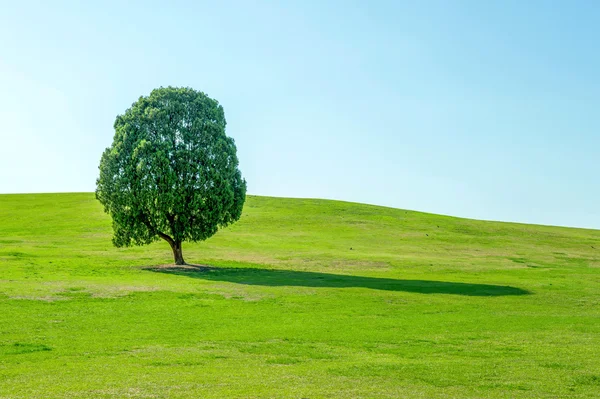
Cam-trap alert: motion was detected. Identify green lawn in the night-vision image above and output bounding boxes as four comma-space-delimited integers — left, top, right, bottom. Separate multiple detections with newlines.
1, 193, 599, 398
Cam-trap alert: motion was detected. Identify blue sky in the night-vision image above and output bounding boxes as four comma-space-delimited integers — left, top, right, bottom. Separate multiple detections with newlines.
1, 0, 599, 228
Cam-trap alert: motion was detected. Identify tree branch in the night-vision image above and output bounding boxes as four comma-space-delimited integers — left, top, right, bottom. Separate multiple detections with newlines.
157, 231, 175, 246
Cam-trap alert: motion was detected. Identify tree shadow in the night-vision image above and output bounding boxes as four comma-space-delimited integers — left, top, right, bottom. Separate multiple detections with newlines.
147, 265, 530, 297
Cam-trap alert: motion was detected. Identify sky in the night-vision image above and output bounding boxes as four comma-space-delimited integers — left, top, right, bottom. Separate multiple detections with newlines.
0, 0, 599, 229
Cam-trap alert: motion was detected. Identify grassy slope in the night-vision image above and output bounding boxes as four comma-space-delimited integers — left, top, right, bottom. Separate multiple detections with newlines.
0, 193, 599, 398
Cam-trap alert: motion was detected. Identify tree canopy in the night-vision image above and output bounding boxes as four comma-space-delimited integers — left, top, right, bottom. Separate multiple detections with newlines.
96, 87, 246, 264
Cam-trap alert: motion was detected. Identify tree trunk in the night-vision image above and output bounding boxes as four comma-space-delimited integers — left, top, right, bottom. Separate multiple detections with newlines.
158, 232, 186, 265
171, 241, 185, 265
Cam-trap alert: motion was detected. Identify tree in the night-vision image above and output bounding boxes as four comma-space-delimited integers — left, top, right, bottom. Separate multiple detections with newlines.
96, 87, 246, 265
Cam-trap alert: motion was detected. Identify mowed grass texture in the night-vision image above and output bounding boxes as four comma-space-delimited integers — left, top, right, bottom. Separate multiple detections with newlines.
1, 193, 599, 398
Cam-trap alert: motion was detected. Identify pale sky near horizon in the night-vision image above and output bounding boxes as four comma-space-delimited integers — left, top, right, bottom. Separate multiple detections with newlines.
1, 0, 599, 229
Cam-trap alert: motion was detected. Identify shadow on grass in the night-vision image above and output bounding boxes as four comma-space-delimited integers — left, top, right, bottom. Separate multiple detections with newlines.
147, 265, 530, 296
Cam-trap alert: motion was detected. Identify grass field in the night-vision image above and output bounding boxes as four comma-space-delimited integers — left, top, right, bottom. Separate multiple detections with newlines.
1, 193, 599, 398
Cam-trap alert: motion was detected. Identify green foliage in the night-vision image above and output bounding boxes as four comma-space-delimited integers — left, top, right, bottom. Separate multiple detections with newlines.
96, 87, 246, 260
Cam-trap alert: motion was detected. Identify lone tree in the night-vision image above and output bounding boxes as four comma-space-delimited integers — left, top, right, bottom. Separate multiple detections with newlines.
96, 87, 246, 265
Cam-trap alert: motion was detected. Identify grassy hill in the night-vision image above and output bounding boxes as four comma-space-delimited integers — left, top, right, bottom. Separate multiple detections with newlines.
1, 193, 599, 398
